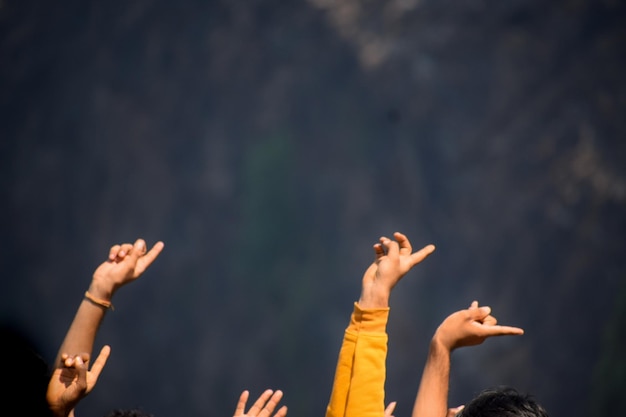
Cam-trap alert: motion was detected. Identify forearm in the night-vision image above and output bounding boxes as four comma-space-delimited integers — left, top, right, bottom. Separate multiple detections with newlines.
411, 339, 451, 417
53, 285, 112, 366
344, 304, 389, 417
344, 332, 388, 417
326, 328, 357, 417
326, 303, 389, 417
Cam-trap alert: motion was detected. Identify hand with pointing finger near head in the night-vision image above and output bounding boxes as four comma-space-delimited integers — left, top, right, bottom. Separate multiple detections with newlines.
412, 301, 524, 417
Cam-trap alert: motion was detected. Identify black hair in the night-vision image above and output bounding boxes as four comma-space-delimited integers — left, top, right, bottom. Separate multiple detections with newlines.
458, 386, 549, 417
104, 408, 155, 417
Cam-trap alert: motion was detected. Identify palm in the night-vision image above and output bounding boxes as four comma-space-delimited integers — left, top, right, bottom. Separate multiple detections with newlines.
93, 259, 140, 287
47, 366, 88, 413
375, 256, 412, 286
57, 366, 98, 393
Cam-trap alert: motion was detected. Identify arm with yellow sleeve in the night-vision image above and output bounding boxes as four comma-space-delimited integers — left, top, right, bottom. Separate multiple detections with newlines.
326, 232, 436, 417
326, 303, 390, 417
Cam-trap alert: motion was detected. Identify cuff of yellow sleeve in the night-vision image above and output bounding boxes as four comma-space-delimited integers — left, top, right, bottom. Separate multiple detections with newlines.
350, 301, 390, 333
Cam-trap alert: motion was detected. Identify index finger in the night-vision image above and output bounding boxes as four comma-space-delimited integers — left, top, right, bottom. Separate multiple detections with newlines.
134, 241, 165, 275
482, 325, 524, 336
409, 244, 436, 266
88, 345, 111, 382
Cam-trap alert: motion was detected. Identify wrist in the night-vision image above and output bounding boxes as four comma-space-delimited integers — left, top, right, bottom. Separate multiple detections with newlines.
48, 402, 70, 417
84, 290, 114, 310
358, 286, 391, 309
357, 297, 389, 309
88, 278, 116, 300
85, 279, 116, 310
430, 334, 453, 356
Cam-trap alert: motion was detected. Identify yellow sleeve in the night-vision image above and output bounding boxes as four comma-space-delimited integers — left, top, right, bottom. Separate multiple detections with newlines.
326, 302, 390, 417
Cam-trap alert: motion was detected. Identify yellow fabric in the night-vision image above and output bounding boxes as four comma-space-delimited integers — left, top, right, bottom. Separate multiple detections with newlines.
326, 302, 390, 417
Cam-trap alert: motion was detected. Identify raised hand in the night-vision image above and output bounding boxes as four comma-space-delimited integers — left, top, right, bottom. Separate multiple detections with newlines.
434, 301, 524, 352
49, 237, 164, 416
90, 239, 164, 297
359, 231, 435, 308
233, 389, 288, 417
47, 345, 111, 417
412, 302, 523, 417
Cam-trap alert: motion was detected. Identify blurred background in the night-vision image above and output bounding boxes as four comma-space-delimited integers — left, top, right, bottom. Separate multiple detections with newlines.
1, 1, 625, 416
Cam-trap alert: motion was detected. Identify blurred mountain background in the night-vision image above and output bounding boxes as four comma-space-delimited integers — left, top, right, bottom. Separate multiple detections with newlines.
1, 1, 625, 416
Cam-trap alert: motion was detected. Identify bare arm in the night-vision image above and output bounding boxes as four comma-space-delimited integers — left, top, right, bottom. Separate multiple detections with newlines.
411, 301, 524, 417
53, 239, 164, 365
412, 334, 452, 417
47, 239, 163, 417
